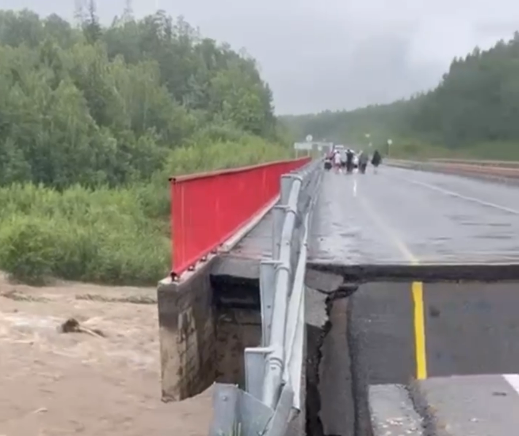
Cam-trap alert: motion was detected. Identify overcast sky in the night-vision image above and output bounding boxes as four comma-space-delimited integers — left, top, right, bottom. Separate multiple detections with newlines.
3, 0, 519, 114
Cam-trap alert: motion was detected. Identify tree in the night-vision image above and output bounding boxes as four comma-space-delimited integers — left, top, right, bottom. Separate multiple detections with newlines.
0, 7, 281, 187
282, 31, 519, 158
82, 0, 102, 44
123, 0, 134, 22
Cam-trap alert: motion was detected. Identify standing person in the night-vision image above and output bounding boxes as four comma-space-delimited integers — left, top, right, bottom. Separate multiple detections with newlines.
358, 151, 369, 174
339, 148, 347, 172
345, 149, 355, 173
333, 149, 342, 172
371, 150, 382, 173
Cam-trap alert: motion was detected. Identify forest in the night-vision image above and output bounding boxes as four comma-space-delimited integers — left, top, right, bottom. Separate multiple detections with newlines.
283, 33, 519, 160
0, 5, 292, 285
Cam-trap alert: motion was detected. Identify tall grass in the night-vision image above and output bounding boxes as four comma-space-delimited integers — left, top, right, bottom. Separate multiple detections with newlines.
0, 137, 290, 286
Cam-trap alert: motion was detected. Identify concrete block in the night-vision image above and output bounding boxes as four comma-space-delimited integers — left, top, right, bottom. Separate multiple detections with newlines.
157, 258, 217, 402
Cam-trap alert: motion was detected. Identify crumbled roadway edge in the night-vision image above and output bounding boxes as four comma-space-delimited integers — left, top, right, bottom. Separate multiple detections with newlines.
408, 380, 445, 436
305, 285, 328, 436
306, 268, 429, 436
368, 385, 424, 436
305, 269, 356, 436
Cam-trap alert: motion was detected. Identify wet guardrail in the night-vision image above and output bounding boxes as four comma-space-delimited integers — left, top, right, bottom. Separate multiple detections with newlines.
209, 158, 323, 436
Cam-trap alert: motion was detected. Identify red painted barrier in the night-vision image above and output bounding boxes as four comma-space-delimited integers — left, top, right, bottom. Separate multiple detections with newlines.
170, 157, 311, 277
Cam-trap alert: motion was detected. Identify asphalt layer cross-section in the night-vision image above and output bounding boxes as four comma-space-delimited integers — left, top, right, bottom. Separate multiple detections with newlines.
310, 165, 519, 264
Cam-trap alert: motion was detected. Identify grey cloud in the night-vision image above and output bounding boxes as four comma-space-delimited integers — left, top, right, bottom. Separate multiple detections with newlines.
4, 0, 519, 114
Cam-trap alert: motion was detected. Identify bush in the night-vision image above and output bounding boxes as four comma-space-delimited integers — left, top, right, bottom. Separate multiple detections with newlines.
0, 184, 170, 285
0, 136, 291, 286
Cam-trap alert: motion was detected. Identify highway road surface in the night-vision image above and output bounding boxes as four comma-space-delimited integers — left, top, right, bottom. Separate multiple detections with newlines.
311, 165, 519, 264
370, 375, 519, 435
308, 165, 519, 436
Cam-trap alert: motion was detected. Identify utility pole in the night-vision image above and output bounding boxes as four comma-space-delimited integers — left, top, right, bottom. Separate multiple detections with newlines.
387, 139, 393, 156
74, 0, 86, 27
122, 0, 133, 21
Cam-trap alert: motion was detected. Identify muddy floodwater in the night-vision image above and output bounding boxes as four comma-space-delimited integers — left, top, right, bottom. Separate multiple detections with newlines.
0, 274, 212, 436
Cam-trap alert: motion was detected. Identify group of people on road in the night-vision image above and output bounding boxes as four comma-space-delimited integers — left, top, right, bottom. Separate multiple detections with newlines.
332, 148, 355, 172
327, 148, 382, 174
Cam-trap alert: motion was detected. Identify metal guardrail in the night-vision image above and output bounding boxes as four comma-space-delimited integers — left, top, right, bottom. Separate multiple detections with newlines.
387, 159, 519, 177
430, 158, 519, 168
209, 159, 322, 436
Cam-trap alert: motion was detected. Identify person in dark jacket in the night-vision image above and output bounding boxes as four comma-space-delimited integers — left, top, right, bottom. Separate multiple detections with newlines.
345, 149, 355, 173
358, 151, 369, 173
371, 150, 382, 173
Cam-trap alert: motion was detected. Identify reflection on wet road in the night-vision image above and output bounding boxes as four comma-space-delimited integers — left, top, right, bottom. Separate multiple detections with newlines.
310, 166, 519, 264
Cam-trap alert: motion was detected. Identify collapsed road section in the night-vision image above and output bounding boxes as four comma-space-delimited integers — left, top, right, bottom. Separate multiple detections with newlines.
305, 263, 519, 436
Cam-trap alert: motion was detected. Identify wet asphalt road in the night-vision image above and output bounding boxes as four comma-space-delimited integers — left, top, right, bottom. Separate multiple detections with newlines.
370, 375, 519, 436
309, 166, 519, 436
310, 165, 519, 264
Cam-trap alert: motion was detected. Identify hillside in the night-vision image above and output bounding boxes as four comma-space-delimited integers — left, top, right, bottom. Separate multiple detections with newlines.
282, 32, 519, 160
0, 6, 291, 285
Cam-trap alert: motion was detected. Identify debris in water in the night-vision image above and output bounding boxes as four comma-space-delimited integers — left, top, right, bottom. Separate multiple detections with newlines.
59, 318, 105, 338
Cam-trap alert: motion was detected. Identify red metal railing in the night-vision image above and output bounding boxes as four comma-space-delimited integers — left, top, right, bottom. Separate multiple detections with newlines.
170, 157, 311, 277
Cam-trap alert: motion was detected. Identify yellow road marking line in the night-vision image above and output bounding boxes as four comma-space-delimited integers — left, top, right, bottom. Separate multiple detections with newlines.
358, 196, 428, 380
412, 282, 427, 379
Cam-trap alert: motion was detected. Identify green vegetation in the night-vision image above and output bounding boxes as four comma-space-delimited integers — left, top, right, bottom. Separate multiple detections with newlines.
282, 33, 519, 160
0, 6, 291, 285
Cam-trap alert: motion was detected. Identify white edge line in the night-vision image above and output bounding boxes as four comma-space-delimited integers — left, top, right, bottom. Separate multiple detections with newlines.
390, 173, 519, 215
503, 374, 519, 395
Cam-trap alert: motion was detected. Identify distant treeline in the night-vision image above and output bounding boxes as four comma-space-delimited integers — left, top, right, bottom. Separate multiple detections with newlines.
282, 32, 519, 159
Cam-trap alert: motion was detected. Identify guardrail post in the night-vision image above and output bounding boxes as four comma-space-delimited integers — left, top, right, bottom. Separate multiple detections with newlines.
244, 347, 271, 400
272, 206, 286, 260
262, 261, 291, 409
210, 384, 239, 436
264, 385, 295, 436
260, 260, 280, 346
280, 175, 295, 205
